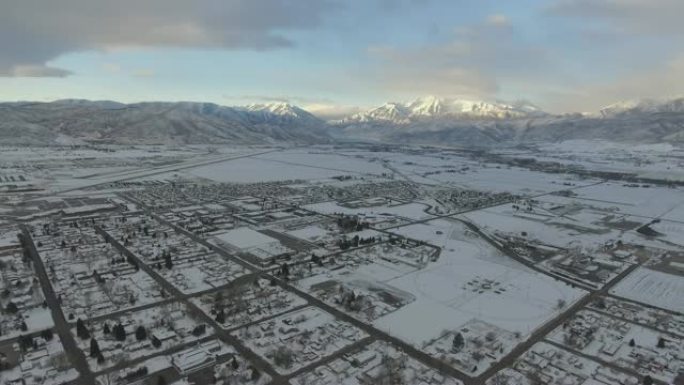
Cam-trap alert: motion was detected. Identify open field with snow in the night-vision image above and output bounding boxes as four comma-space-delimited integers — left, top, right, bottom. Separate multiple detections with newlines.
375, 219, 586, 350
610, 267, 684, 312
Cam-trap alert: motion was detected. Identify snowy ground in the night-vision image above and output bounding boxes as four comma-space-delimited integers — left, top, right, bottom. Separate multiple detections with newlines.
375, 219, 585, 349
548, 310, 682, 383
610, 267, 684, 312
292, 340, 463, 385
234, 306, 368, 375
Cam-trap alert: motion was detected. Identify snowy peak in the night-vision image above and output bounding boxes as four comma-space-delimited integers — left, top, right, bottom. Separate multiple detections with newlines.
339, 96, 546, 124
242, 102, 324, 127
406, 95, 446, 117
246, 102, 306, 117
344, 102, 410, 124
600, 97, 684, 117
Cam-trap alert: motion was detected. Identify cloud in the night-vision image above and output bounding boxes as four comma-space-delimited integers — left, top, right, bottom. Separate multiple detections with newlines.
131, 69, 156, 78
544, 53, 684, 112
363, 14, 548, 100
0, 0, 337, 77
485, 14, 510, 28
226, 94, 336, 105
547, 0, 684, 36
538, 0, 684, 112
102, 63, 122, 74
304, 103, 364, 120
7, 65, 72, 77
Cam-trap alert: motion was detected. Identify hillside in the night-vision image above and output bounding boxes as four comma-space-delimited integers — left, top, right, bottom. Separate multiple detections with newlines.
0, 100, 329, 145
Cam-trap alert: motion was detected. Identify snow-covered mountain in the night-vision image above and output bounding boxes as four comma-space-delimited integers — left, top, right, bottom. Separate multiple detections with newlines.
332, 96, 684, 145
0, 100, 328, 145
599, 97, 684, 117
339, 96, 545, 125
1, 96, 683, 146
243, 102, 323, 127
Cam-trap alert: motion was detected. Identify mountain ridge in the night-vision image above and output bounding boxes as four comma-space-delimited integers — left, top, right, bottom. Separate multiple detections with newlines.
0, 100, 329, 145
331, 96, 684, 145
337, 96, 545, 125
1, 96, 684, 146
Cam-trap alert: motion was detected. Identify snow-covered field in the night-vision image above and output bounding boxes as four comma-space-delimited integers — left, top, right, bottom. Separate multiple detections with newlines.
187, 149, 388, 183
610, 267, 684, 312
376, 219, 585, 347
254, 149, 387, 175
461, 195, 648, 251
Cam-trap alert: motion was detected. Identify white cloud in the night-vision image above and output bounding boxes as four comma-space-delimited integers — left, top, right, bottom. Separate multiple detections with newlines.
9, 65, 72, 77
131, 69, 156, 78
304, 103, 364, 120
485, 14, 510, 28
544, 53, 684, 112
363, 14, 548, 100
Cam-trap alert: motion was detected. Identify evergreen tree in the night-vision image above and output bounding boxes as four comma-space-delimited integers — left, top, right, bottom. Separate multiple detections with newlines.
90, 338, 101, 358
103, 322, 111, 335
215, 309, 225, 324
192, 324, 206, 337
76, 318, 90, 339
6, 301, 18, 314
135, 325, 147, 341
452, 332, 465, 352
114, 323, 126, 341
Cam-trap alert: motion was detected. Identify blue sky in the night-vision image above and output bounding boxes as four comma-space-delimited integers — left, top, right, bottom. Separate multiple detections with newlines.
1, 0, 683, 115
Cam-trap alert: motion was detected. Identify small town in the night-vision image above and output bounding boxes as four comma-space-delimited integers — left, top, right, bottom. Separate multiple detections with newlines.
0, 143, 681, 385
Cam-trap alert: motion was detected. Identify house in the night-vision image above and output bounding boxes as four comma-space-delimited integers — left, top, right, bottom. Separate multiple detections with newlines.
172, 349, 216, 374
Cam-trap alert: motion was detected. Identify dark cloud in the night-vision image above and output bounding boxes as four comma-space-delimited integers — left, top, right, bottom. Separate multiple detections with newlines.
0, 0, 337, 77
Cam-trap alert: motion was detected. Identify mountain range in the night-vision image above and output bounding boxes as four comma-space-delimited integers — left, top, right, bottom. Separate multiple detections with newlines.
1, 96, 683, 146
0, 100, 328, 145
332, 96, 684, 145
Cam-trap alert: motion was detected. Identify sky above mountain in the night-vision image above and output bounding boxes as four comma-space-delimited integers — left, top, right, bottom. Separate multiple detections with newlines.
1, 0, 683, 116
